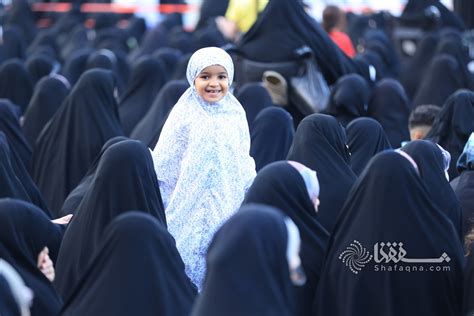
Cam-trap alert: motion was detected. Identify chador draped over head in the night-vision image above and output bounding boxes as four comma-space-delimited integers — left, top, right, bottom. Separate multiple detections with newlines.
401, 140, 463, 239
60, 136, 128, 216
130, 80, 189, 148
55, 140, 166, 301
434, 37, 472, 90
0, 59, 33, 113
346, 117, 392, 175
0, 132, 50, 217
5, 0, 37, 44
368, 78, 411, 148
250, 107, 294, 171
287, 114, 356, 233
412, 54, 467, 108
61, 49, 92, 87
0, 26, 26, 62
32, 69, 124, 215
314, 151, 463, 316
118, 57, 167, 135
85, 49, 127, 94
0, 199, 63, 316
0, 100, 32, 171
26, 54, 59, 85
399, 32, 439, 99
235, 83, 274, 133
192, 204, 297, 316
195, 0, 229, 29
425, 90, 474, 179
401, 0, 466, 30
152, 47, 256, 288
451, 133, 474, 236
237, 0, 362, 85
61, 212, 196, 316
325, 74, 370, 127
0, 133, 31, 205
22, 76, 70, 148
244, 161, 329, 315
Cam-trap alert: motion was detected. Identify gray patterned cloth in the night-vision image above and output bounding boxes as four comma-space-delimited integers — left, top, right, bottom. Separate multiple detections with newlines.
152, 47, 256, 289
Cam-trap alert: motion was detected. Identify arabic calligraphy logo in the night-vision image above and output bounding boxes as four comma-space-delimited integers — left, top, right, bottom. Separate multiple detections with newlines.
374, 242, 451, 264
339, 240, 373, 274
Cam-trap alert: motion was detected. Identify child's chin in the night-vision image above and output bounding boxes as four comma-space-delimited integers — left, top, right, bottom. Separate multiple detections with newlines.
204, 96, 223, 103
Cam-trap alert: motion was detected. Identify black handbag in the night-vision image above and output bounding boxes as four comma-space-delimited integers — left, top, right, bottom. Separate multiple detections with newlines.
289, 46, 330, 116
234, 55, 299, 86
232, 46, 329, 115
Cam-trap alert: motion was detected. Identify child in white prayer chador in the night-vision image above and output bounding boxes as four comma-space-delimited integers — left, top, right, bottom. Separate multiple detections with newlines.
152, 47, 256, 290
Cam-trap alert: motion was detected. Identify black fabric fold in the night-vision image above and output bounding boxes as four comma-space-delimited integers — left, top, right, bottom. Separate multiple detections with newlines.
237, 0, 361, 85
0, 59, 33, 113
118, 57, 167, 135
32, 69, 124, 214
61, 212, 196, 316
368, 78, 411, 148
0, 199, 63, 316
22, 76, 70, 148
287, 114, 356, 233
54, 140, 166, 301
0, 100, 32, 170
314, 151, 463, 316
130, 80, 188, 148
192, 204, 296, 316
425, 90, 474, 179
250, 107, 294, 171
346, 117, 391, 175
244, 161, 329, 315
325, 74, 370, 127
401, 140, 463, 239
60, 136, 128, 216
235, 83, 273, 133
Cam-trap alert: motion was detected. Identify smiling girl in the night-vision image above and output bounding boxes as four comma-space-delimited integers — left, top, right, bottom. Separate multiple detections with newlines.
151, 47, 256, 289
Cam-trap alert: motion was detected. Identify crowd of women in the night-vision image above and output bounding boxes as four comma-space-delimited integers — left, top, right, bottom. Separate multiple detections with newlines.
0, 0, 474, 315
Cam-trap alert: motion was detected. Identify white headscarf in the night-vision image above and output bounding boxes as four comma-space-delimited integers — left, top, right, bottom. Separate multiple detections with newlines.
186, 46, 235, 87
0, 259, 33, 316
152, 47, 256, 289
436, 143, 451, 181
298, 167, 320, 202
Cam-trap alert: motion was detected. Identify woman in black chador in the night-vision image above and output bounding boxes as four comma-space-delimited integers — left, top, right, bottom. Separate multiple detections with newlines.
314, 151, 463, 316
32, 69, 124, 214
237, 0, 363, 85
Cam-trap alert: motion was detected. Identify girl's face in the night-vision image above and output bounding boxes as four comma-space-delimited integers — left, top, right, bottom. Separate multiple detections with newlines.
194, 65, 229, 103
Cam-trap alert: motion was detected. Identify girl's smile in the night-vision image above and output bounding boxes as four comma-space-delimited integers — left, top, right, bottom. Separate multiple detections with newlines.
194, 65, 229, 103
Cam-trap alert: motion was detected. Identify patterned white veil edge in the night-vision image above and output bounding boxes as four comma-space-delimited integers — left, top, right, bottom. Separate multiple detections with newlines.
152, 47, 256, 289
0, 259, 33, 315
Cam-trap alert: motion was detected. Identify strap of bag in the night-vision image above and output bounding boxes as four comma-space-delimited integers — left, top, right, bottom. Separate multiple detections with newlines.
293, 45, 314, 75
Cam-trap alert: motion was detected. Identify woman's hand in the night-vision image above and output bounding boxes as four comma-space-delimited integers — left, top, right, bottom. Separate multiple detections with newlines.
37, 247, 55, 282
51, 214, 73, 225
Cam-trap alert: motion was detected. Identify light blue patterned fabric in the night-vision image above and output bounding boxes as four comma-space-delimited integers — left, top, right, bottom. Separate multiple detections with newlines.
436, 144, 451, 180
151, 47, 256, 289
457, 132, 474, 172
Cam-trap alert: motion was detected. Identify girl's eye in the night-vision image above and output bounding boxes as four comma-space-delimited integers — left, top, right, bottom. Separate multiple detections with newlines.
201, 76, 209, 80
219, 75, 227, 80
